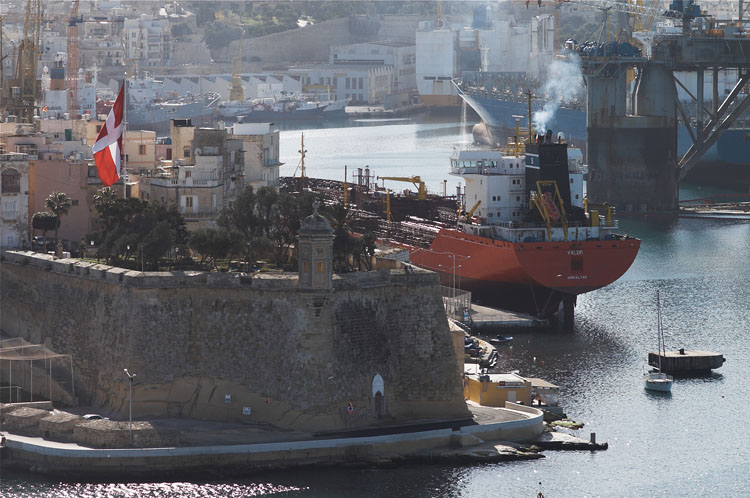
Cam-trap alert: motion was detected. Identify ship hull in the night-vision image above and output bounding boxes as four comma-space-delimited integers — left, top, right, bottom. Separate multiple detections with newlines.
411, 228, 640, 317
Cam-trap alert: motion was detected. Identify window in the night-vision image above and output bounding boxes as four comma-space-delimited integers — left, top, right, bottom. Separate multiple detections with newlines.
1, 168, 21, 193
516, 196, 520, 201
183, 147, 190, 158
185, 196, 193, 207
185, 170, 191, 178
492, 196, 496, 201
346, 77, 350, 89
139, 144, 146, 155
88, 166, 97, 177
96, 124, 102, 132
570, 178, 574, 183
333, 77, 337, 87
316, 262, 324, 273
304, 261, 309, 272
358, 77, 363, 89
71, 199, 79, 206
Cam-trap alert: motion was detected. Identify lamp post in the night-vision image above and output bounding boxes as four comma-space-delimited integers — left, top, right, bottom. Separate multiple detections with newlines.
123, 368, 136, 445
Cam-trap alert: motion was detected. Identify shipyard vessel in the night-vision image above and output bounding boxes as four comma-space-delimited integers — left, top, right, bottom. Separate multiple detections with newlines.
457, 71, 750, 189
398, 130, 639, 327
217, 97, 347, 121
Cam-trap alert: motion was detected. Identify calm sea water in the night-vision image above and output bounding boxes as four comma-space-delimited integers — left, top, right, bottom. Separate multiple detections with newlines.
3, 115, 749, 497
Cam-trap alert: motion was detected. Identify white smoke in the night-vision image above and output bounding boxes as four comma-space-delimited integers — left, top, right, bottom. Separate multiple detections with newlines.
533, 53, 584, 134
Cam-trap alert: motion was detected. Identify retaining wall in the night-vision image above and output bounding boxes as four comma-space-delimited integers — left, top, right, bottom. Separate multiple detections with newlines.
0, 251, 469, 432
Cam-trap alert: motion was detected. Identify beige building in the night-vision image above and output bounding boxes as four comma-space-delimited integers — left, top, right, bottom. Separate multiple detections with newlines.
124, 130, 157, 173
143, 123, 244, 228
1, 153, 30, 249
228, 122, 283, 188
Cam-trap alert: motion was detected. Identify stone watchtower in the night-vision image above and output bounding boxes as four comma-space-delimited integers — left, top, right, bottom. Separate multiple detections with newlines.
297, 202, 334, 291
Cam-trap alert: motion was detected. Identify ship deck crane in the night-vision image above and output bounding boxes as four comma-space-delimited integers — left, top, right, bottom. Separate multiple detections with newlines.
376, 176, 428, 200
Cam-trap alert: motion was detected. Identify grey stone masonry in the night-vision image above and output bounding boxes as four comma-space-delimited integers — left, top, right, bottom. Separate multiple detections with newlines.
0, 250, 468, 433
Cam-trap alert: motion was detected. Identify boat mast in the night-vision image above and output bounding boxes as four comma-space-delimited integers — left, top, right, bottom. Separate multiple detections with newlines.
657, 290, 662, 372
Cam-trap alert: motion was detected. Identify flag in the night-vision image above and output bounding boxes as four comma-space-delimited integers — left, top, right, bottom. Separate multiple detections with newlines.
92, 83, 124, 187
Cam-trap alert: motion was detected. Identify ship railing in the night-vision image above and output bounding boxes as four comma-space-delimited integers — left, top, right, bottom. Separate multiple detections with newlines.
450, 166, 507, 176
493, 219, 619, 231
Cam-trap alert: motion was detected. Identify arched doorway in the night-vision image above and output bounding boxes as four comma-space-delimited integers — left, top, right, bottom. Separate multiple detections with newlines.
372, 373, 385, 419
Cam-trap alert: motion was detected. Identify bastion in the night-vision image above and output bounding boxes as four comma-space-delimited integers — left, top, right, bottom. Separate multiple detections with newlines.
0, 248, 469, 433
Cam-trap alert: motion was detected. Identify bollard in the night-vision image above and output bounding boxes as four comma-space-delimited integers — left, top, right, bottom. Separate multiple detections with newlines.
590, 432, 596, 444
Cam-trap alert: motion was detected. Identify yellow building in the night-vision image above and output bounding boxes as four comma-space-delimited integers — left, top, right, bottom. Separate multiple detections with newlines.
464, 372, 531, 407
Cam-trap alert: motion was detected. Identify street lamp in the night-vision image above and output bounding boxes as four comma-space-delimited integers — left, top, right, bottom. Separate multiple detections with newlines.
123, 368, 136, 445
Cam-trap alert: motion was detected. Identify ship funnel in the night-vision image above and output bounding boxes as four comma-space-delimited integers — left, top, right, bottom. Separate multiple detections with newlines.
545, 129, 553, 143
557, 132, 565, 143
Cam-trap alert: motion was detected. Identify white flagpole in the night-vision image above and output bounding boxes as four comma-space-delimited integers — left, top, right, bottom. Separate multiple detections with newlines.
123, 75, 127, 199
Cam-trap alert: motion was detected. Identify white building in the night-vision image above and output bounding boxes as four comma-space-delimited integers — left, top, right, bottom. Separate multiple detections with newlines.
0, 153, 30, 249
124, 14, 172, 67
291, 65, 394, 104
330, 41, 416, 92
416, 24, 460, 107
229, 122, 283, 188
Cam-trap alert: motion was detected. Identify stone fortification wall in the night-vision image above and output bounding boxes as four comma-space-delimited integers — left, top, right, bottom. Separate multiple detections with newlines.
0, 252, 468, 432
223, 18, 351, 64
221, 16, 422, 64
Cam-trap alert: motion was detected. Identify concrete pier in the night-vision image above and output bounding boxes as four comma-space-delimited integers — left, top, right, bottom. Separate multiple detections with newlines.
467, 304, 548, 330
648, 350, 725, 374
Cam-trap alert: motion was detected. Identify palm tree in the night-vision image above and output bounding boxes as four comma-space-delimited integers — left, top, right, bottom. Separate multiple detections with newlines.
45, 192, 72, 243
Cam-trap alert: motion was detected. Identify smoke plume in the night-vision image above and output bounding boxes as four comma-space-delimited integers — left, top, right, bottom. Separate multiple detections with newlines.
533, 54, 584, 134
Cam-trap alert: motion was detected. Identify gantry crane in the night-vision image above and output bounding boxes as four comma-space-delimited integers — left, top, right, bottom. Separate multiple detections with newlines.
377, 176, 428, 200
67, 0, 81, 118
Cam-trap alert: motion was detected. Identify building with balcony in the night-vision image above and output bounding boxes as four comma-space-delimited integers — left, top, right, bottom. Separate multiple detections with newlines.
143, 123, 244, 228
124, 14, 172, 67
1, 153, 30, 249
228, 122, 283, 189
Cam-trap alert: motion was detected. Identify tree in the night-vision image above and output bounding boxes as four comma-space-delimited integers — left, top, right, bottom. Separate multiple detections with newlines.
31, 212, 58, 249
91, 188, 187, 267
324, 202, 358, 272
45, 191, 71, 243
189, 227, 232, 270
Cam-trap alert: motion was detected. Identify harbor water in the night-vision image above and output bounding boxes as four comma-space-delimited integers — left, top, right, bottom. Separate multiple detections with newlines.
2, 115, 749, 496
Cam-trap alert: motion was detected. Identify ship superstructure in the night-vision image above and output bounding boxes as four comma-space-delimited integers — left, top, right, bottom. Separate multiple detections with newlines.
408, 130, 640, 327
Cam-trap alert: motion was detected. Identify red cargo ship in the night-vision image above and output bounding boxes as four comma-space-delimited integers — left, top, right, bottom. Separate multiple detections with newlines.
406, 131, 640, 326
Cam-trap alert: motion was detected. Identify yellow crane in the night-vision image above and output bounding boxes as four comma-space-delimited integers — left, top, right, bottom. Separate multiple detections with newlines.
458, 200, 482, 223
3, 0, 41, 122
228, 31, 245, 102
376, 176, 428, 200
67, 0, 81, 118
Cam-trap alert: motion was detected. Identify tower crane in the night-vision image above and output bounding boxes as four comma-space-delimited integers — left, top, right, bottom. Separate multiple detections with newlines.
3, 0, 41, 122
67, 0, 81, 118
